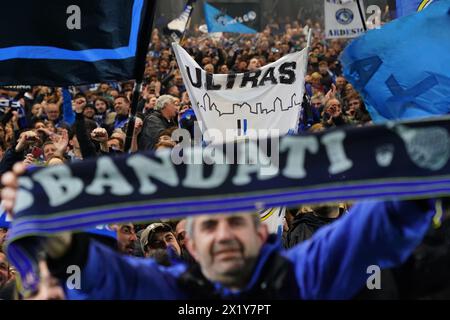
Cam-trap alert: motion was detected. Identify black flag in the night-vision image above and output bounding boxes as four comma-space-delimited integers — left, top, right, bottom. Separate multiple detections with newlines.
0, 0, 157, 86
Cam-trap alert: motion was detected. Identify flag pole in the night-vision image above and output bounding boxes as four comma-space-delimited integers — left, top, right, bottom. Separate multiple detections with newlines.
356, 0, 368, 31
124, 0, 158, 152
294, 29, 313, 135
180, 15, 193, 46
180, 0, 197, 45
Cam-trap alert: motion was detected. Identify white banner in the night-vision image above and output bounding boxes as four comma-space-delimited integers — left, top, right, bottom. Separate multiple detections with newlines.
172, 43, 308, 142
324, 0, 365, 39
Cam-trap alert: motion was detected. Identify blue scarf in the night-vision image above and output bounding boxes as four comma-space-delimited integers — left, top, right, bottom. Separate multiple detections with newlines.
6, 116, 450, 293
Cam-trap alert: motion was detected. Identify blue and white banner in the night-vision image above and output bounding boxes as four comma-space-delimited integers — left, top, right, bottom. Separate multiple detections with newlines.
203, 2, 259, 34
172, 43, 308, 142
324, 0, 365, 39
164, 0, 197, 42
341, 0, 450, 122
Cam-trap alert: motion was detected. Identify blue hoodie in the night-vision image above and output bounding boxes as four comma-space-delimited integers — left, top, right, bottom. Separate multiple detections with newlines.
64, 200, 434, 300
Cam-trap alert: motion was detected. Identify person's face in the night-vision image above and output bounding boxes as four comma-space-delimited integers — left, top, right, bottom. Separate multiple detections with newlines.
146, 231, 181, 257
0, 228, 8, 247
175, 220, 187, 247
45, 121, 56, 132
33, 122, 44, 132
348, 99, 361, 110
95, 100, 107, 113
326, 100, 342, 116
43, 143, 56, 161
45, 104, 60, 121
238, 61, 247, 71
186, 214, 268, 288
99, 84, 109, 93
116, 223, 137, 255
168, 86, 180, 98
0, 125, 5, 141
158, 135, 176, 147
159, 60, 168, 70
311, 99, 322, 109
336, 77, 346, 89
174, 75, 183, 86
107, 138, 123, 151
202, 57, 211, 66
123, 83, 134, 91
219, 65, 229, 74
319, 64, 328, 74
114, 97, 130, 116
345, 84, 354, 93
83, 107, 95, 119
162, 51, 171, 60
311, 77, 321, 87
162, 101, 178, 119
145, 97, 157, 111
31, 104, 41, 116
309, 55, 318, 64
0, 252, 10, 287
204, 64, 214, 74
248, 58, 261, 71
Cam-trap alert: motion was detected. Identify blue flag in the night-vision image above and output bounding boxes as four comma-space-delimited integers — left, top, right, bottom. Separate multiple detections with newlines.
395, 0, 436, 17
341, 0, 450, 122
0, 208, 11, 229
84, 225, 117, 240
203, 2, 257, 34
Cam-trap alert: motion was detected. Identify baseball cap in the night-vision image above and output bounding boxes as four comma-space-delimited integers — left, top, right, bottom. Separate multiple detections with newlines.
140, 222, 173, 253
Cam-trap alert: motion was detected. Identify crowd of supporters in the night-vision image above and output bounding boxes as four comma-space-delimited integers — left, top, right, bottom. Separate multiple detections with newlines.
0, 14, 449, 300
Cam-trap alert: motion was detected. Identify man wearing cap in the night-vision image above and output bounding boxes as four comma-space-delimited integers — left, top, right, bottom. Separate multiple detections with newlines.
140, 222, 182, 258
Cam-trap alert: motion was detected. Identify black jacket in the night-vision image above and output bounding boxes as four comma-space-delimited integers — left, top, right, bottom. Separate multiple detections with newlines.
284, 213, 337, 248
0, 148, 24, 176
138, 111, 174, 151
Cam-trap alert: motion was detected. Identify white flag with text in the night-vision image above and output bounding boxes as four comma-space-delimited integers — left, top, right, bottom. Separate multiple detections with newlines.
172, 43, 308, 142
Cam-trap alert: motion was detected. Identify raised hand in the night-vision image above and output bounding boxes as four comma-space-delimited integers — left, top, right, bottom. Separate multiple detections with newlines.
50, 130, 69, 156
90, 127, 109, 143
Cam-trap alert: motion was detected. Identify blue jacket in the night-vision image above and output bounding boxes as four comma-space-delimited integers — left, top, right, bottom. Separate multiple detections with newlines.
63, 200, 434, 300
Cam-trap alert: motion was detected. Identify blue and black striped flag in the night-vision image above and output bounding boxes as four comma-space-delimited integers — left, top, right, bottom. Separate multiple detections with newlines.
0, 0, 157, 86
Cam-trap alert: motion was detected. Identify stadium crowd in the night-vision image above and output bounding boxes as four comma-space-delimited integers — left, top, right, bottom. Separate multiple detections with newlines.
0, 12, 449, 300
